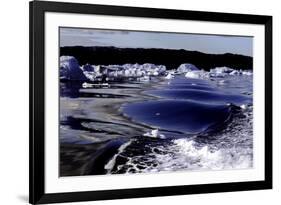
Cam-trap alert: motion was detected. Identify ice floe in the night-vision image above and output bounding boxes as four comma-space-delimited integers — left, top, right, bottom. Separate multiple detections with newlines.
164, 73, 174, 79
182, 65, 252, 79
60, 56, 167, 82
60, 56, 252, 82
177, 63, 199, 74
185, 70, 207, 79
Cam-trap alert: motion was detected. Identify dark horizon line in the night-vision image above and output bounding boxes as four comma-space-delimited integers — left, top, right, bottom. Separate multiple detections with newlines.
59, 45, 253, 58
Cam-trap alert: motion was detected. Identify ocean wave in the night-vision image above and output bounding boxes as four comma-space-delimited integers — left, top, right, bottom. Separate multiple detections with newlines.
134, 138, 253, 172
122, 100, 239, 135
108, 138, 253, 174
59, 64, 253, 175
148, 89, 251, 105
104, 140, 133, 173
106, 105, 253, 174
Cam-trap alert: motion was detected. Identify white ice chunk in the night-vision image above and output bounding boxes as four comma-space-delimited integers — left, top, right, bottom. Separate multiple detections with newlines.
185, 70, 206, 79
138, 76, 150, 82
209, 66, 252, 78
210, 66, 234, 74
177, 63, 199, 74
164, 73, 174, 79
83, 63, 166, 81
242, 71, 253, 76
229, 70, 240, 75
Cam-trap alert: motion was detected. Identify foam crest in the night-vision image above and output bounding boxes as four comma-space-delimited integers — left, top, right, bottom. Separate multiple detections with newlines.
104, 140, 133, 173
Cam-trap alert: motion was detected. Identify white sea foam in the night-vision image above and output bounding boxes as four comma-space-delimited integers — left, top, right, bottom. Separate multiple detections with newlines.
104, 140, 133, 173
116, 138, 252, 174
150, 139, 253, 171
143, 129, 165, 139
111, 106, 253, 174
240, 104, 248, 110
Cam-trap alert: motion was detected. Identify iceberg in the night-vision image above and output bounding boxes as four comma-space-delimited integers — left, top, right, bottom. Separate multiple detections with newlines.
177, 63, 199, 74
59, 55, 168, 82
209, 66, 235, 77
59, 56, 252, 83
60, 56, 87, 81
81, 63, 166, 82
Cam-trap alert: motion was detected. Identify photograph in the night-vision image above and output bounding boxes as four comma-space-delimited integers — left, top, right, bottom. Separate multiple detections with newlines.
59, 27, 254, 177
28, 1, 273, 204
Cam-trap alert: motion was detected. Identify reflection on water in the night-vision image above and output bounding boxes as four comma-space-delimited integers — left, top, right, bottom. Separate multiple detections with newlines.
60, 81, 82, 98
60, 75, 253, 176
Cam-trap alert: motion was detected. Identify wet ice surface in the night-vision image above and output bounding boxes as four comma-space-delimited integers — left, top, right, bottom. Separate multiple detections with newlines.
60, 71, 253, 176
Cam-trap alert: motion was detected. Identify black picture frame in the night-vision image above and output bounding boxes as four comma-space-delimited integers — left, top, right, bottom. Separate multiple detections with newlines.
29, 0, 272, 204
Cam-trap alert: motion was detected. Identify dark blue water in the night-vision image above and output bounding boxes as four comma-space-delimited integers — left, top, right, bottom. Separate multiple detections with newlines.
104, 75, 254, 174
147, 89, 250, 105
122, 76, 252, 135
123, 100, 231, 134
60, 75, 253, 175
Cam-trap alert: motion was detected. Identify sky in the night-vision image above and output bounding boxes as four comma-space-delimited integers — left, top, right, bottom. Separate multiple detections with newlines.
60, 27, 253, 57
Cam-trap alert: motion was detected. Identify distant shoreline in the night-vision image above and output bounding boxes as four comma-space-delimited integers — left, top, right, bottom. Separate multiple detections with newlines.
60, 46, 253, 70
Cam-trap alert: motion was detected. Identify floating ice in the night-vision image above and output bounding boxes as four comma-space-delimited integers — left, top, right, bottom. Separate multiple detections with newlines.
179, 65, 252, 80
60, 56, 87, 81
177, 63, 199, 74
185, 70, 206, 79
208, 66, 252, 77
164, 73, 174, 79
229, 70, 238, 75
210, 67, 253, 78
82, 82, 109, 88
242, 71, 253, 76
60, 56, 252, 82
209, 66, 233, 78
216, 80, 225, 85
210, 66, 234, 74
82, 63, 166, 82
138, 76, 150, 82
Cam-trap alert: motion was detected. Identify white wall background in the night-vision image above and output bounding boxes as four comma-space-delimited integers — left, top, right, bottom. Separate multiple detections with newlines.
0, 0, 279, 204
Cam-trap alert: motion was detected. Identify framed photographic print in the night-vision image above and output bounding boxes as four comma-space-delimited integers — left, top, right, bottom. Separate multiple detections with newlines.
29, 0, 272, 204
